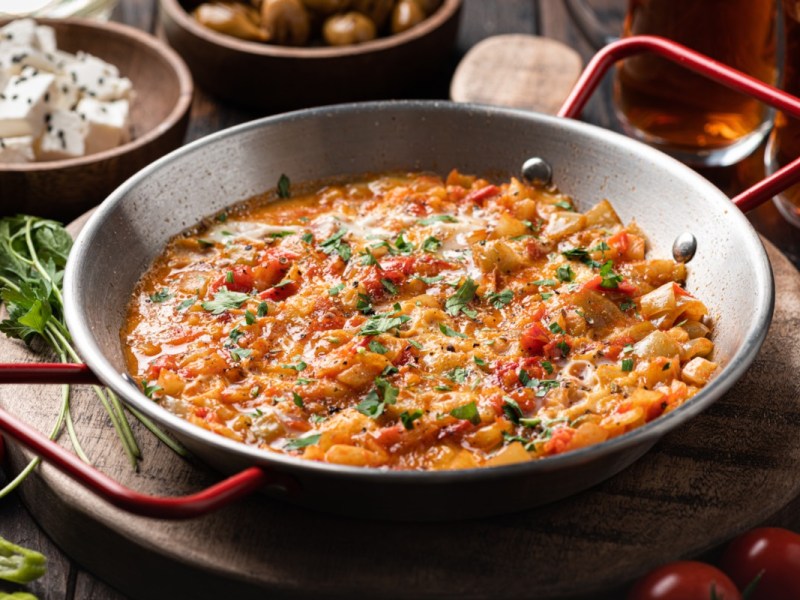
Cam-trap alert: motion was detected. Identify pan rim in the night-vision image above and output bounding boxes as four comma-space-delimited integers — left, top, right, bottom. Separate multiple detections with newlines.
63, 99, 774, 482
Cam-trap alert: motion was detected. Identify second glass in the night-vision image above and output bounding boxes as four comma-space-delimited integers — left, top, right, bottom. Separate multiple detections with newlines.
614, 0, 778, 167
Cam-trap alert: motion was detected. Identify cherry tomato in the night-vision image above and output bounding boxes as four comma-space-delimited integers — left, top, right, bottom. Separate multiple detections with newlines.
628, 561, 741, 600
719, 527, 800, 600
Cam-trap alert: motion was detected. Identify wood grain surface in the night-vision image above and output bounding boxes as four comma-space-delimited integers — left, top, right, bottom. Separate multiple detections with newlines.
450, 34, 582, 114
1, 230, 799, 600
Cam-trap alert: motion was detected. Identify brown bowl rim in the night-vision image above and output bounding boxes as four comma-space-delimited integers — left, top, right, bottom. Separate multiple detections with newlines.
160, 0, 462, 59
0, 17, 194, 174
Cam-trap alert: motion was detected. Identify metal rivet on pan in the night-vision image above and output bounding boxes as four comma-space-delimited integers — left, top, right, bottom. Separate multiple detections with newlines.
672, 232, 698, 263
521, 157, 552, 186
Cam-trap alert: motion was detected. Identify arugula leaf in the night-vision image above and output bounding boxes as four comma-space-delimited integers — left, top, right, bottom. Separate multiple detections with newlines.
486, 288, 513, 309
201, 290, 250, 314
284, 433, 321, 450
438, 323, 467, 338
445, 278, 478, 318
418, 214, 458, 225
277, 174, 291, 198
449, 401, 480, 425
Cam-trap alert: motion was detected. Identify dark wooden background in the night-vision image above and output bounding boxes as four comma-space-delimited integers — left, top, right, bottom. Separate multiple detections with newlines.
0, 1, 797, 598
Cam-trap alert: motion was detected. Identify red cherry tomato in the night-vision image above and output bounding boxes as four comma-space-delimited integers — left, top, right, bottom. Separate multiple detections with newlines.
719, 527, 800, 600
628, 561, 741, 600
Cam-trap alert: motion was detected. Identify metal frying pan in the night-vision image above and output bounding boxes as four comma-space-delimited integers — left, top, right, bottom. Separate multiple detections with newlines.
1, 37, 799, 520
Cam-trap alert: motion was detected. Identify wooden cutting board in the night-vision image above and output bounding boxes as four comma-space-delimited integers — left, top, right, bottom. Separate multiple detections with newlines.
1, 227, 799, 599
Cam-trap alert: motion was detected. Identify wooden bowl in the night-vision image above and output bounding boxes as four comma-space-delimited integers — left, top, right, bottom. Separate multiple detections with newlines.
159, 0, 462, 111
0, 18, 193, 222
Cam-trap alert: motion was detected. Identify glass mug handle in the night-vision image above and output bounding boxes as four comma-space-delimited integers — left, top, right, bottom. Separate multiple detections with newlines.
564, 0, 620, 49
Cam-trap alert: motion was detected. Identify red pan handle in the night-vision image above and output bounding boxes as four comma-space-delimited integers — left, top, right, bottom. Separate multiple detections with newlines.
559, 35, 800, 213
0, 365, 295, 518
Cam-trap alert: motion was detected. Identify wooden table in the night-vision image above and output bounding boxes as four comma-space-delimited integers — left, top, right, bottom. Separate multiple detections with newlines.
1, 1, 798, 598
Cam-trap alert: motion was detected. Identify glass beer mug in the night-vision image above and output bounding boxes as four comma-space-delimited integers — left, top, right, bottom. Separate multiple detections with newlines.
766, 0, 800, 227
566, 0, 778, 167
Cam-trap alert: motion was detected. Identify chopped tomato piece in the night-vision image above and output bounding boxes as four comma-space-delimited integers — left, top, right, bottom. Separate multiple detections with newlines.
146, 354, 177, 380
438, 419, 474, 439
194, 407, 208, 419
362, 256, 416, 299
543, 426, 575, 455
604, 335, 635, 360
607, 231, 629, 254
673, 282, 693, 297
521, 323, 550, 355
259, 281, 298, 301
464, 184, 500, 204
373, 425, 405, 449
253, 248, 300, 289
210, 264, 254, 293
582, 275, 638, 297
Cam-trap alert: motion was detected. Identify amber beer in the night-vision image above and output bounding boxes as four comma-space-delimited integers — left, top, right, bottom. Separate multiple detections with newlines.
768, 0, 800, 226
615, 0, 777, 165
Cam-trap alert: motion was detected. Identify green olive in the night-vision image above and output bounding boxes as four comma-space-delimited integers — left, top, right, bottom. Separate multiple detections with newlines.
193, 2, 268, 42
261, 0, 311, 45
350, 0, 395, 29
322, 11, 377, 45
301, 0, 351, 15
390, 0, 425, 34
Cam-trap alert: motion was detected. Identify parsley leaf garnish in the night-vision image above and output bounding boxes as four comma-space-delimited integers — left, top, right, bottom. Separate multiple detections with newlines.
446, 367, 469, 384
599, 260, 623, 289
422, 236, 442, 252
381, 278, 398, 295
400, 410, 423, 430
319, 227, 352, 262
445, 278, 478, 318
418, 214, 458, 225
533, 278, 557, 286
284, 433, 321, 450
562, 248, 589, 261
277, 173, 291, 198
394, 233, 414, 254
177, 296, 196, 311
257, 301, 268, 317
502, 397, 523, 424
141, 379, 162, 399
621, 358, 634, 372
486, 289, 513, 309
229, 347, 252, 362
368, 340, 388, 354
360, 308, 410, 336
201, 290, 250, 315
556, 265, 575, 282
149, 288, 171, 303
328, 282, 345, 296
356, 377, 399, 418
450, 401, 480, 425
438, 323, 467, 338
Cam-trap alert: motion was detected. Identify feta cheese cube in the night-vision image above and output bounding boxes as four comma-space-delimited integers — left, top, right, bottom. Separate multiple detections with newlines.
0, 135, 34, 163
49, 74, 80, 110
35, 109, 87, 160
76, 97, 130, 154
34, 25, 57, 54
66, 53, 132, 101
0, 69, 55, 138
0, 20, 38, 49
